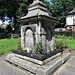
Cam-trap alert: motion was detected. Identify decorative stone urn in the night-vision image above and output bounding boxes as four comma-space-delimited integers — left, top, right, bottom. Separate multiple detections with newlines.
18, 0, 57, 51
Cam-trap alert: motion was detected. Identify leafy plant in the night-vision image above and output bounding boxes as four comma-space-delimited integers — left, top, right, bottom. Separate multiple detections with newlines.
29, 50, 33, 53
17, 42, 22, 50
49, 45, 52, 52
72, 31, 75, 39
34, 40, 42, 54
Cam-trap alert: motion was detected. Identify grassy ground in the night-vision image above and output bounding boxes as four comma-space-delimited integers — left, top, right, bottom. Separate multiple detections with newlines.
57, 39, 75, 50
0, 38, 20, 55
64, 40, 75, 50
0, 38, 75, 55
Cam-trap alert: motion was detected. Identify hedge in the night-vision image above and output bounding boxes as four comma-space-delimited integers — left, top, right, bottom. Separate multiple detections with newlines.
54, 31, 75, 37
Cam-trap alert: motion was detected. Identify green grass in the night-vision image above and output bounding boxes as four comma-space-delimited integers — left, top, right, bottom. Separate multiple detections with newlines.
57, 39, 75, 50
0, 38, 20, 55
0, 38, 75, 55
65, 40, 75, 50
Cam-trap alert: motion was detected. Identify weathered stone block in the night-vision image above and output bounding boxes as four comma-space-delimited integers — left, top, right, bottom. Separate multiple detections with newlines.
36, 59, 62, 75
5, 53, 71, 75
62, 53, 71, 63
14, 53, 61, 65
6, 53, 15, 61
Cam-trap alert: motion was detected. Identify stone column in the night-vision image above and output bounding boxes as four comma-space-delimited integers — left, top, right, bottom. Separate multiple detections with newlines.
21, 26, 25, 49
38, 21, 41, 42
50, 24, 55, 51
35, 23, 38, 43
42, 34, 46, 48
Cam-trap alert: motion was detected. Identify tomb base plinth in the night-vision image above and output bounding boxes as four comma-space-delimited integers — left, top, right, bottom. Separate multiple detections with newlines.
6, 52, 71, 75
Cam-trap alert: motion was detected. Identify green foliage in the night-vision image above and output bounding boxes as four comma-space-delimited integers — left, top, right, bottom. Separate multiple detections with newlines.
0, 38, 75, 55
49, 0, 74, 27
49, 45, 52, 52
44, 0, 51, 15
57, 39, 75, 50
34, 40, 42, 54
42, 51, 46, 55
52, 39, 68, 51
29, 50, 33, 53
0, 26, 12, 39
55, 35, 75, 40
17, 42, 22, 50
0, 0, 33, 32
0, 0, 74, 29
72, 31, 75, 39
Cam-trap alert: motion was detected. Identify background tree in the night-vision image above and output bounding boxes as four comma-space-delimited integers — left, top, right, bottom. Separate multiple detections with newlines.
0, 0, 45, 33
0, 0, 33, 33
0, 0, 74, 30
49, 0, 74, 28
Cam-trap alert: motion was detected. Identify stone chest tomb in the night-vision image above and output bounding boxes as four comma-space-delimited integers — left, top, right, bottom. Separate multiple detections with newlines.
6, 0, 71, 75
18, 0, 57, 51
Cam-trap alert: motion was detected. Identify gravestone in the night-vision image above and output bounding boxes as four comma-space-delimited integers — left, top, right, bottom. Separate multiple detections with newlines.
18, 0, 57, 51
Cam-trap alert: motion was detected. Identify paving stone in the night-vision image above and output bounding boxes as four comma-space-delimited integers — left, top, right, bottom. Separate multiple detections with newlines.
63, 64, 75, 73
53, 56, 75, 75
58, 70, 75, 75
0, 60, 34, 75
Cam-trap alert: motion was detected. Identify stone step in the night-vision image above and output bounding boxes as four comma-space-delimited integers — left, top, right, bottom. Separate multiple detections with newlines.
6, 53, 71, 75
13, 52, 62, 65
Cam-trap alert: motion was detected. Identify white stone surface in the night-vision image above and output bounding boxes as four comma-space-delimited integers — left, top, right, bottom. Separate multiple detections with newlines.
36, 59, 62, 75
21, 26, 25, 49
6, 53, 71, 75
25, 29, 34, 50
13, 53, 61, 65
20, 0, 56, 50
62, 53, 71, 63
21, 0, 49, 19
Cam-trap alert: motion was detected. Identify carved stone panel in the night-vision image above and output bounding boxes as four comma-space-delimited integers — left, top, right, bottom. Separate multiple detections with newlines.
25, 29, 34, 50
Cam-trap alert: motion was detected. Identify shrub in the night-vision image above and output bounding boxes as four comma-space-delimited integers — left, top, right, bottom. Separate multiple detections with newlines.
17, 42, 22, 50
55, 35, 75, 40
54, 39, 68, 49
72, 31, 75, 39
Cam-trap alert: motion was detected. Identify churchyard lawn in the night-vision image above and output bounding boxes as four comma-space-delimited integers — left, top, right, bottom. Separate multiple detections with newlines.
0, 38, 75, 55
58, 39, 75, 50
0, 38, 20, 55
